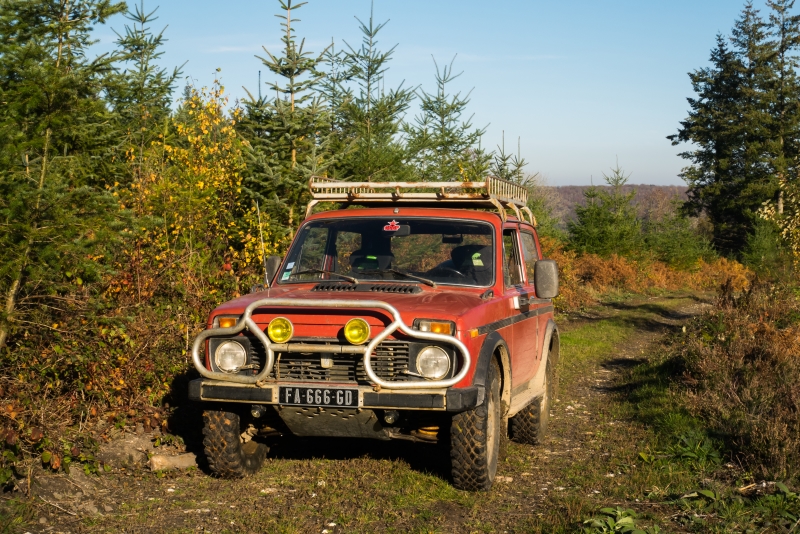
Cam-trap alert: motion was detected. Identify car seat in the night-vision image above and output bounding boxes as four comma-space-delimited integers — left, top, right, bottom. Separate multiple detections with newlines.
450, 244, 492, 285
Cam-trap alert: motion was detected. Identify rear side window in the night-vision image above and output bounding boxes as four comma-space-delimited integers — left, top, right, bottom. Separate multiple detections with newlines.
520, 232, 539, 285
502, 229, 523, 287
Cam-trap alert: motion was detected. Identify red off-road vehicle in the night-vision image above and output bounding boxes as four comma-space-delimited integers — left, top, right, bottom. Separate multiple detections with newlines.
188, 177, 560, 491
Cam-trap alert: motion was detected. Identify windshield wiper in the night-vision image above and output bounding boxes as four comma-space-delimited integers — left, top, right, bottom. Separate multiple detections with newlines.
363, 268, 436, 288
290, 269, 358, 284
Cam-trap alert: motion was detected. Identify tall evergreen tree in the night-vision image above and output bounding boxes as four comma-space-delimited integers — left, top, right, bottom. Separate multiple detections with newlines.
0, 0, 126, 351
238, 0, 333, 238
404, 57, 490, 181
766, 0, 800, 212
669, 3, 779, 254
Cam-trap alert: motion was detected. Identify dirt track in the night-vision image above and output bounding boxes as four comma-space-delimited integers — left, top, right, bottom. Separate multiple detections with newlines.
20, 293, 711, 533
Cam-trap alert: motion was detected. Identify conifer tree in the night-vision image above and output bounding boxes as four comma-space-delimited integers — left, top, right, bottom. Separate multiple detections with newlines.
567, 165, 643, 257
766, 0, 800, 213
670, 3, 779, 254
0, 0, 126, 351
238, 0, 333, 238
106, 1, 183, 189
490, 133, 527, 184
331, 5, 414, 181
404, 57, 490, 181
317, 40, 355, 179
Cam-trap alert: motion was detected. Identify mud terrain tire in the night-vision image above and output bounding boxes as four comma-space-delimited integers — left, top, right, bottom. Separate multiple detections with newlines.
202, 409, 267, 478
510, 360, 553, 445
450, 359, 502, 491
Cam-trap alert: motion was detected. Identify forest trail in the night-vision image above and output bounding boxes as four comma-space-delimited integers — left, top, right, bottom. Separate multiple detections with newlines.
23, 293, 711, 533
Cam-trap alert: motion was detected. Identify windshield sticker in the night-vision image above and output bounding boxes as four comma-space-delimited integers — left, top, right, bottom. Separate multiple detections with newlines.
286, 262, 295, 269
281, 272, 291, 281
383, 220, 401, 231
472, 252, 484, 267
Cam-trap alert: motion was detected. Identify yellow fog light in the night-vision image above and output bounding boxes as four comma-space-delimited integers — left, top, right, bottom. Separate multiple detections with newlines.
267, 317, 293, 343
344, 318, 370, 345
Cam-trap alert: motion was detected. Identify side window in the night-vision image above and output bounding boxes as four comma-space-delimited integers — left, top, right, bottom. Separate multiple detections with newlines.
502, 229, 523, 287
520, 232, 539, 285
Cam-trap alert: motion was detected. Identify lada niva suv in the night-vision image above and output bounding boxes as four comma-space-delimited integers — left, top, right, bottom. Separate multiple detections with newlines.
188, 178, 560, 491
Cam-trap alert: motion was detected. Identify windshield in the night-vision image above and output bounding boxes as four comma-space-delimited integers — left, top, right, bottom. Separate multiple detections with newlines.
280, 217, 495, 287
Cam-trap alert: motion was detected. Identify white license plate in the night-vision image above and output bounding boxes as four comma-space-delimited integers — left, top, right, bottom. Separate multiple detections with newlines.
278, 386, 358, 407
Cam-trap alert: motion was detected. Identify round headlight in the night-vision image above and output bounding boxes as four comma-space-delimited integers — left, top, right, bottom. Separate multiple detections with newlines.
416, 346, 450, 380
267, 317, 293, 343
344, 318, 370, 345
215, 340, 247, 372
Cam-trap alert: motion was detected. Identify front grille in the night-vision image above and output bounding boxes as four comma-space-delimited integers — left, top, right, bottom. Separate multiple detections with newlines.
246, 339, 411, 384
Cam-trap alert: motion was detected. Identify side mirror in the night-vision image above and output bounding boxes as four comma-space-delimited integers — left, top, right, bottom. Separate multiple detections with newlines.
265, 255, 283, 286
534, 259, 559, 299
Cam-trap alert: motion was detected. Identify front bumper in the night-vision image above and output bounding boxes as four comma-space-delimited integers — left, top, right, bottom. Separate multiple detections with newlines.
188, 378, 480, 412
192, 298, 472, 390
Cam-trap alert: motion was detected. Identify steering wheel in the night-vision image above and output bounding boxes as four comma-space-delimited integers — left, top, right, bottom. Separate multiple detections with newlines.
428, 266, 465, 277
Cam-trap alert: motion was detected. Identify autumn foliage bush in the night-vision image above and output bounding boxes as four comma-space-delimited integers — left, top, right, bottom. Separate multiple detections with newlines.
674, 282, 800, 479
540, 236, 752, 312
0, 86, 279, 483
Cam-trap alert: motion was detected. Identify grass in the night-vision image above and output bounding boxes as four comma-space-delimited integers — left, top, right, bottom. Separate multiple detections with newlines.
4, 291, 798, 532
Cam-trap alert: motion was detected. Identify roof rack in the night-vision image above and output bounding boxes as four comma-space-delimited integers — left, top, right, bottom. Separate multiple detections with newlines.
306, 175, 536, 225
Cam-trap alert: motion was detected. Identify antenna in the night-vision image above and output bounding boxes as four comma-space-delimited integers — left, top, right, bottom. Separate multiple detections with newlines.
255, 201, 269, 286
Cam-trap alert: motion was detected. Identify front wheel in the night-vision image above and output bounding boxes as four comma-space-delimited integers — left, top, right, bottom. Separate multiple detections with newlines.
450, 359, 502, 491
202, 408, 268, 478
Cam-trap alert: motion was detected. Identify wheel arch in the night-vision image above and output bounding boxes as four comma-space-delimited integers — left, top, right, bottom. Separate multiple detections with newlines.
540, 319, 559, 367
472, 331, 511, 412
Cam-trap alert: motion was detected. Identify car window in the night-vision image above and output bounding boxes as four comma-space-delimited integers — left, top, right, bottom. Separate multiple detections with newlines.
520, 231, 539, 285
502, 229, 523, 287
281, 217, 495, 287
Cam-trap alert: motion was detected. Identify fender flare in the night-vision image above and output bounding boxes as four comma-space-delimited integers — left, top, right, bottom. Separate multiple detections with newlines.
540, 319, 559, 366
471, 331, 511, 407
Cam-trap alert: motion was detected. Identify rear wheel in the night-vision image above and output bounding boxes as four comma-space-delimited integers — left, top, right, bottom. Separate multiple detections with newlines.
202, 408, 268, 478
510, 360, 553, 445
450, 359, 502, 491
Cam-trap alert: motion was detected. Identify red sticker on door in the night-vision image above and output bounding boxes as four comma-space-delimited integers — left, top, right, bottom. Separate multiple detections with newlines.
383, 220, 401, 231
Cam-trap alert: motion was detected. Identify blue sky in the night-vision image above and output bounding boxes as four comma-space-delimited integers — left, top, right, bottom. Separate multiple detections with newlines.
95, 0, 758, 185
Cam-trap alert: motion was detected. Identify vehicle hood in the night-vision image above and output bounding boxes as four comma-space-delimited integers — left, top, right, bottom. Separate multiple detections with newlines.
209, 284, 485, 327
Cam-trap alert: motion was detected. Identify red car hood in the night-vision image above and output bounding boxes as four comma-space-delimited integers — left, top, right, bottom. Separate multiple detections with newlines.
208, 283, 485, 335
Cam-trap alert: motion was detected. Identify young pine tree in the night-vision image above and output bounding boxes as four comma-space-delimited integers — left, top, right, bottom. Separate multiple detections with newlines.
106, 1, 183, 190
0, 0, 126, 352
404, 57, 490, 181
330, 4, 414, 181
238, 0, 333, 239
567, 165, 643, 257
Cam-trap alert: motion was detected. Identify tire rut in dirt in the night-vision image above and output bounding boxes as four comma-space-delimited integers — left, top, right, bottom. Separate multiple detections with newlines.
450, 359, 501, 491
202, 409, 268, 478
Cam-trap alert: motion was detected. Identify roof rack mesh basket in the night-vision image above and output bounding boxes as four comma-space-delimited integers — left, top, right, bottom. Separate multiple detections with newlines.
307, 176, 535, 224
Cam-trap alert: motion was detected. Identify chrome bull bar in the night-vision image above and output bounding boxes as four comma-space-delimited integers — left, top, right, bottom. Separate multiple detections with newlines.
191, 298, 471, 390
